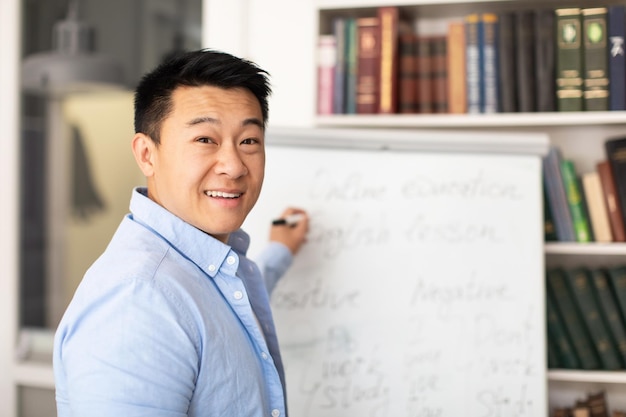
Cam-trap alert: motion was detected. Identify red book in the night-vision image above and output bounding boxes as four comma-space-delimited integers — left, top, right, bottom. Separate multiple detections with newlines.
378, 6, 399, 114
356, 17, 381, 114
317, 35, 337, 115
597, 160, 626, 241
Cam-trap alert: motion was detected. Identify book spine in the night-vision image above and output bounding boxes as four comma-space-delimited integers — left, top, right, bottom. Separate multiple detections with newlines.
515, 10, 536, 112
608, 5, 626, 111
605, 137, 626, 235
398, 30, 418, 113
556, 8, 584, 111
416, 36, 433, 113
547, 287, 581, 369
481, 13, 498, 113
582, 171, 613, 242
465, 14, 482, 113
317, 35, 336, 115
378, 6, 399, 114
497, 12, 517, 113
606, 266, 626, 340
332, 18, 347, 114
597, 160, 626, 241
535, 9, 556, 112
590, 268, 626, 367
345, 18, 358, 114
356, 17, 381, 114
431, 35, 448, 113
582, 8, 609, 111
565, 267, 622, 370
543, 147, 577, 241
547, 267, 601, 369
447, 20, 467, 114
561, 159, 592, 242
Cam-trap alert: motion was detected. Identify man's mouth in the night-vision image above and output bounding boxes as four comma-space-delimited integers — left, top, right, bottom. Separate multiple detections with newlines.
204, 191, 242, 199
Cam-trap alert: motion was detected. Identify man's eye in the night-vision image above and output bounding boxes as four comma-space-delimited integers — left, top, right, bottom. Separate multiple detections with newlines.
241, 138, 259, 145
197, 137, 212, 144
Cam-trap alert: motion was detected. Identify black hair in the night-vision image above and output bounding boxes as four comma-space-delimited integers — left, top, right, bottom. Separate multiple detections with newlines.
134, 49, 271, 144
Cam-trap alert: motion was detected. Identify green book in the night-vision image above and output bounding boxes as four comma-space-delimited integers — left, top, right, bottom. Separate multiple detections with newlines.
564, 267, 622, 369
590, 268, 626, 367
606, 266, 626, 329
547, 267, 601, 369
556, 8, 584, 111
561, 159, 592, 242
547, 286, 581, 368
582, 7, 609, 111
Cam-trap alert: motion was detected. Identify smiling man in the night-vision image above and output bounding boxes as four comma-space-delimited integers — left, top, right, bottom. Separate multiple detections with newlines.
53, 49, 308, 417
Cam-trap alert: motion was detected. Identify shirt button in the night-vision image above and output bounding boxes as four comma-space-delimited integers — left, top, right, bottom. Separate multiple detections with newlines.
271, 410, 280, 417
227, 256, 236, 265
233, 291, 243, 300
208, 264, 216, 272
261, 352, 268, 360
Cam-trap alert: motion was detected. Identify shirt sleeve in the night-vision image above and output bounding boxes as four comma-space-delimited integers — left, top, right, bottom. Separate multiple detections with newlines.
54, 278, 199, 417
253, 242, 293, 294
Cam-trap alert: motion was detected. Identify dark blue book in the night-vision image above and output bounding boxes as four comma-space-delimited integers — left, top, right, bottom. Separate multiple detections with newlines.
543, 146, 577, 242
481, 13, 499, 113
515, 10, 536, 112
609, 5, 626, 111
535, 9, 556, 112
465, 13, 484, 113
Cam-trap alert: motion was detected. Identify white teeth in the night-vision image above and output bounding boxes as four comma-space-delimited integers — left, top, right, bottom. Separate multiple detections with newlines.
205, 191, 241, 198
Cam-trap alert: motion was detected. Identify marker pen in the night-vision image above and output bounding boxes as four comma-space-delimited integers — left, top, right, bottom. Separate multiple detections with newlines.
272, 213, 305, 226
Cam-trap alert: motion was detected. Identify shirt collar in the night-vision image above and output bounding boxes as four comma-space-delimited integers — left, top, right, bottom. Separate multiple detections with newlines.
128, 187, 233, 278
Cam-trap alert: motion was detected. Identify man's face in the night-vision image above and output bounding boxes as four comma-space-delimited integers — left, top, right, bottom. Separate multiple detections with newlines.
138, 85, 265, 243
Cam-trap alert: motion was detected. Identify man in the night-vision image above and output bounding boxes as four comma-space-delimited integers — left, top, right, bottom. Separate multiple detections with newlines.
53, 49, 308, 417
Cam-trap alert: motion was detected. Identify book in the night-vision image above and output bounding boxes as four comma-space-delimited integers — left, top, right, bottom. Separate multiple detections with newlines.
564, 267, 622, 370
608, 5, 626, 111
356, 17, 381, 114
398, 27, 417, 114
605, 137, 626, 233
431, 35, 448, 113
535, 9, 556, 112
590, 268, 626, 367
447, 20, 467, 114
543, 146, 577, 242
332, 17, 347, 114
547, 267, 601, 369
606, 266, 626, 334
515, 10, 536, 112
481, 13, 499, 113
597, 160, 626, 241
544, 184, 558, 241
561, 159, 592, 242
378, 6, 399, 114
582, 171, 613, 242
547, 285, 581, 369
556, 8, 584, 112
416, 36, 434, 113
465, 13, 482, 113
317, 34, 336, 115
582, 8, 609, 111
498, 11, 517, 113
345, 17, 358, 114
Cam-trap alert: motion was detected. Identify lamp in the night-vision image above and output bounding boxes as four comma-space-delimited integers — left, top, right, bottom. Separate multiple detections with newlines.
21, 0, 124, 96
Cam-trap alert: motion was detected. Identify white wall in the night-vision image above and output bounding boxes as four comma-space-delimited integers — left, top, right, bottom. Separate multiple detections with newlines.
203, 0, 317, 128
0, 0, 20, 415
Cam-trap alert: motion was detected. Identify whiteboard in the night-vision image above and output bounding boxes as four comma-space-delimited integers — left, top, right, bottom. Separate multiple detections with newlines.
244, 130, 548, 417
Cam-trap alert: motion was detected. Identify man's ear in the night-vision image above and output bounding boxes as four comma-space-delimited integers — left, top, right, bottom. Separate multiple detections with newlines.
132, 133, 156, 177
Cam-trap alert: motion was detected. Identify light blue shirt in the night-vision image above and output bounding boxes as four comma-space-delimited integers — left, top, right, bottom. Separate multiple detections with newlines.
54, 187, 293, 417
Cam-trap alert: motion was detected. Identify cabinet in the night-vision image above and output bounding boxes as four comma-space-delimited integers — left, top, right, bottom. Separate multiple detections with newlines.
315, 0, 626, 415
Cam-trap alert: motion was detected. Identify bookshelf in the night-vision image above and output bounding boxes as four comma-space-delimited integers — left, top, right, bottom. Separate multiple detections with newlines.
315, 0, 626, 415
